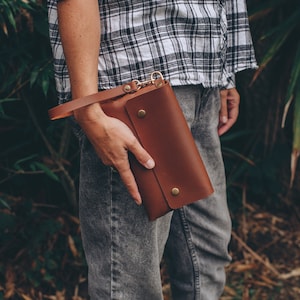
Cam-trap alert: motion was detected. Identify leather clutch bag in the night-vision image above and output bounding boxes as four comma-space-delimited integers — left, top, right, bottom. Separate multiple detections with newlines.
48, 72, 214, 220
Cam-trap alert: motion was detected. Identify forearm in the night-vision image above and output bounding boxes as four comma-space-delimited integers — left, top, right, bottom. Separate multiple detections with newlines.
57, 0, 100, 100
55, 0, 154, 204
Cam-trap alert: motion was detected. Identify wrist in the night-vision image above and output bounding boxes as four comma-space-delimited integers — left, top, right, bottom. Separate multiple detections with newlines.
73, 102, 106, 123
71, 81, 98, 100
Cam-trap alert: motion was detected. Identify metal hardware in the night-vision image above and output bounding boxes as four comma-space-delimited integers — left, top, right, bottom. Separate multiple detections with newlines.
150, 71, 164, 82
133, 71, 164, 90
155, 81, 163, 88
137, 109, 146, 118
124, 84, 132, 92
171, 188, 180, 196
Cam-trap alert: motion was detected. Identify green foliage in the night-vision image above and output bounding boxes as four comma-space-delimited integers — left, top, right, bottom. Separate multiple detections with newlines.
0, 1, 85, 298
250, 0, 300, 186
0, 0, 35, 34
222, 0, 300, 211
0, 0, 78, 206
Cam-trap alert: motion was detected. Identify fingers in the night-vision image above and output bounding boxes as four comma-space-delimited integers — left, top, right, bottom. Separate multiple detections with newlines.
79, 114, 155, 205
127, 138, 155, 169
112, 136, 155, 205
218, 88, 240, 136
115, 137, 155, 205
116, 160, 143, 205
219, 89, 228, 125
218, 114, 237, 136
117, 138, 155, 205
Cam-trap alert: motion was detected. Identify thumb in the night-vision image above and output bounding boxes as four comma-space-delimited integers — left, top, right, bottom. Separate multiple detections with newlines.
128, 138, 155, 169
219, 89, 228, 124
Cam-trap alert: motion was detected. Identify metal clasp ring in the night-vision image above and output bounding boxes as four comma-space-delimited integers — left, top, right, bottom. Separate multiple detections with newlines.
150, 71, 164, 83
133, 71, 164, 90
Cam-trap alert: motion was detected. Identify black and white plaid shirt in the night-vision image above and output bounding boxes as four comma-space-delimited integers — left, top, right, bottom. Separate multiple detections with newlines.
47, 0, 257, 103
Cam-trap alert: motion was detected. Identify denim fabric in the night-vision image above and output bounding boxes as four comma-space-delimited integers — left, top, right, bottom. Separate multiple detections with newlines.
165, 86, 232, 300
74, 85, 231, 299
76, 129, 172, 300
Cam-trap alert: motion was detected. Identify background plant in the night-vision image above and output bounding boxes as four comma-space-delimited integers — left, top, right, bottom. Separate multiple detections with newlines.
0, 1, 86, 298
250, 0, 300, 186
222, 0, 300, 211
220, 0, 300, 298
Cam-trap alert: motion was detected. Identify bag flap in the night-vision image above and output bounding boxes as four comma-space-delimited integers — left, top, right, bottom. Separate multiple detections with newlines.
124, 83, 214, 209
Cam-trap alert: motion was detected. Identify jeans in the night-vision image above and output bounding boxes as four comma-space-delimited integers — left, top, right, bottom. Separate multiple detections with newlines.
74, 85, 231, 300
165, 86, 232, 300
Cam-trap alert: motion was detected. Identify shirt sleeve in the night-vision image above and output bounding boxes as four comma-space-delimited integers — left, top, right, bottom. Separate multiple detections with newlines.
222, 0, 258, 88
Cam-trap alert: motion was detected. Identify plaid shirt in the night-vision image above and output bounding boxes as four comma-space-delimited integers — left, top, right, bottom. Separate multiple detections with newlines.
47, 0, 257, 103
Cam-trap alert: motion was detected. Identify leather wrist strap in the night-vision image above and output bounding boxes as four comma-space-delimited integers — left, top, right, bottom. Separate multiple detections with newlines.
48, 81, 139, 120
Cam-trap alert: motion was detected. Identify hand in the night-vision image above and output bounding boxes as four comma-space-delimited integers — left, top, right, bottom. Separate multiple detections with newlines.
218, 88, 240, 136
74, 104, 155, 205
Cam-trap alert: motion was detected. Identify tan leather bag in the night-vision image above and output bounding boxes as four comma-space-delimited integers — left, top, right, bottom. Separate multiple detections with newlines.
48, 72, 214, 221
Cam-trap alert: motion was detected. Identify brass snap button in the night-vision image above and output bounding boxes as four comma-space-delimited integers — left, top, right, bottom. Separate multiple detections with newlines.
171, 188, 180, 196
137, 109, 146, 118
124, 84, 131, 92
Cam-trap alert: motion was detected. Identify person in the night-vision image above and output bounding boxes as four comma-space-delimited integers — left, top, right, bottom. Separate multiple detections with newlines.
47, 0, 257, 299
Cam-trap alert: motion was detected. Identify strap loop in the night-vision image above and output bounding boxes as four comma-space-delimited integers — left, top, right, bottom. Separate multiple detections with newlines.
48, 71, 164, 120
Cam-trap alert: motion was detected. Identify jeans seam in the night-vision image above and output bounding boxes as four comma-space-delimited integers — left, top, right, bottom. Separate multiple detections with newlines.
110, 168, 117, 300
191, 86, 204, 131
179, 207, 201, 300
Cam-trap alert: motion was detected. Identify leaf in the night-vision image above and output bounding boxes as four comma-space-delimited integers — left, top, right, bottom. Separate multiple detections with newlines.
6, 6, 17, 31
252, 29, 292, 82
29, 162, 37, 171
13, 154, 38, 170
42, 75, 50, 96
4, 265, 15, 299
260, 9, 300, 41
290, 88, 300, 187
251, 8, 300, 83
284, 44, 300, 105
282, 95, 293, 128
248, 0, 284, 20
0, 98, 20, 104
280, 267, 300, 280
2, 22, 8, 35
282, 44, 300, 127
221, 147, 256, 166
68, 235, 79, 258
30, 69, 39, 87
0, 197, 11, 210
293, 96, 300, 150
33, 162, 59, 181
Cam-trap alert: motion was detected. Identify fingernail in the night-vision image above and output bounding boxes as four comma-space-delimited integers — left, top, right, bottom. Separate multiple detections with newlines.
135, 195, 142, 205
221, 116, 228, 124
145, 158, 155, 169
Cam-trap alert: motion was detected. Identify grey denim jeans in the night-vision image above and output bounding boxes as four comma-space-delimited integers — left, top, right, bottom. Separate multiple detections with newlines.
165, 86, 232, 300
74, 85, 232, 300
